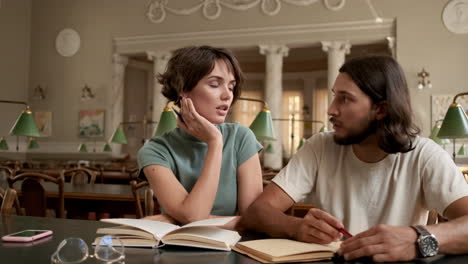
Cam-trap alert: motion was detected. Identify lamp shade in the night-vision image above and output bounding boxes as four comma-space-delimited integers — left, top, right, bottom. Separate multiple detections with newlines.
9, 109, 40, 137
111, 126, 127, 144
103, 143, 112, 152
27, 138, 39, 149
458, 144, 466, 156
297, 138, 305, 150
0, 137, 8, 150
249, 108, 276, 141
437, 103, 468, 138
265, 143, 274, 153
319, 126, 328, 133
154, 107, 177, 137
78, 143, 88, 152
429, 124, 450, 145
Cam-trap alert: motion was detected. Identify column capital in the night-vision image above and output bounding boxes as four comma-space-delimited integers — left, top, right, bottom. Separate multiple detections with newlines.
146, 50, 172, 62
112, 53, 129, 66
321, 41, 351, 54
259, 44, 289, 57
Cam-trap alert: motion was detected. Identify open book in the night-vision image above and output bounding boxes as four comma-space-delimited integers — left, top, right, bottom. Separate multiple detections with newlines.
95, 217, 241, 251
232, 238, 341, 263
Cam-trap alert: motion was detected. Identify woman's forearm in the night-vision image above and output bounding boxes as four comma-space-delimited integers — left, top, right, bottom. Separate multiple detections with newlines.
177, 139, 223, 223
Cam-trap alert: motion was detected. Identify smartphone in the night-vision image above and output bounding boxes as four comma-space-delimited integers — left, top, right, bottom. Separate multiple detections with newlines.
1, 230, 53, 242
172, 107, 185, 123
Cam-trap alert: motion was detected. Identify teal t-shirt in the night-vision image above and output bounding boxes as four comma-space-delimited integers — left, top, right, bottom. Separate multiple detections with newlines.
137, 122, 262, 216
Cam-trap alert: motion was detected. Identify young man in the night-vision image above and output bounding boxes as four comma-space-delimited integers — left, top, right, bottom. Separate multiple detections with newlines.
242, 56, 468, 262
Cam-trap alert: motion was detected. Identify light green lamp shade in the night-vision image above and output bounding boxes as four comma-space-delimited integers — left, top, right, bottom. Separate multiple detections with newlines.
319, 126, 328, 133
78, 143, 88, 152
249, 109, 276, 141
27, 138, 39, 149
154, 108, 177, 137
0, 138, 9, 150
297, 138, 305, 150
458, 144, 466, 156
429, 125, 450, 145
111, 126, 127, 144
103, 143, 112, 152
438, 104, 468, 138
9, 110, 41, 137
265, 143, 274, 153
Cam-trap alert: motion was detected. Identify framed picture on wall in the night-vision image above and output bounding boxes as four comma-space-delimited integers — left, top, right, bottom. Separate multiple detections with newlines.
34, 111, 52, 137
78, 109, 105, 137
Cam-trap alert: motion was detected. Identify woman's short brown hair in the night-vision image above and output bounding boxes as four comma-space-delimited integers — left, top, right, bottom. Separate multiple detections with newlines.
159, 46, 244, 106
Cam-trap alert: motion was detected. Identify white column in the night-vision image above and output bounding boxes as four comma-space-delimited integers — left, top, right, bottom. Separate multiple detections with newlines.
146, 51, 172, 122
386, 36, 396, 58
111, 54, 129, 155
321, 41, 351, 129
259, 44, 289, 170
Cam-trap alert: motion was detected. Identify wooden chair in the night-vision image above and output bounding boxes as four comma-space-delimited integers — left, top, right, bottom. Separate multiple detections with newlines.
0, 188, 20, 216
130, 180, 158, 218
8, 172, 65, 218
61, 168, 97, 184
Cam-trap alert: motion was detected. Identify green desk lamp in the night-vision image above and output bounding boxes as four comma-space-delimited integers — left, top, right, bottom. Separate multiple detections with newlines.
437, 92, 468, 160
78, 143, 88, 152
153, 106, 177, 137
0, 137, 9, 150
0, 100, 40, 151
238, 97, 276, 141
103, 142, 112, 152
429, 119, 450, 146
27, 137, 39, 149
110, 126, 128, 144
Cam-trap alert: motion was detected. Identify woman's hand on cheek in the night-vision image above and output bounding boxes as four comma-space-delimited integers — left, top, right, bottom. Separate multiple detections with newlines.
179, 97, 222, 145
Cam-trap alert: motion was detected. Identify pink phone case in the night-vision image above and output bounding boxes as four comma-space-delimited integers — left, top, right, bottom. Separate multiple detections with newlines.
1, 230, 53, 242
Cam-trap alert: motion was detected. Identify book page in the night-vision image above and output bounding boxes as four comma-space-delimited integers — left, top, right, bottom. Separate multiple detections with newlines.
180, 217, 236, 228
163, 226, 241, 250
236, 239, 341, 258
101, 218, 180, 239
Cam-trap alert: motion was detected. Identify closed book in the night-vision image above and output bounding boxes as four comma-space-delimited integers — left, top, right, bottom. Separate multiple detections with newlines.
232, 238, 341, 263
95, 217, 240, 251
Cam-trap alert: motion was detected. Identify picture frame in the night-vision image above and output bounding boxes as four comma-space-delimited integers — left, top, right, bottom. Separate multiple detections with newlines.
78, 109, 105, 137
34, 111, 52, 137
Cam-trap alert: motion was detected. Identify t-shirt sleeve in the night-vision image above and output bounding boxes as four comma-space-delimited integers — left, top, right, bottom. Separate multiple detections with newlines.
235, 125, 263, 167
137, 138, 174, 178
421, 142, 468, 216
272, 134, 321, 203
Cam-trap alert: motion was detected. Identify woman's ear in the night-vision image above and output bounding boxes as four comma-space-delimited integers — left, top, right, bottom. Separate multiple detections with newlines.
374, 101, 387, 120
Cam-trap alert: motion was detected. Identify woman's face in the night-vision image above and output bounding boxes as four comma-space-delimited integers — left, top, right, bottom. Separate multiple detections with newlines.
183, 60, 236, 124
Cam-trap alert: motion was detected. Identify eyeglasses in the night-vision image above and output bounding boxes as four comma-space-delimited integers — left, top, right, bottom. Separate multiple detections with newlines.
51, 235, 125, 264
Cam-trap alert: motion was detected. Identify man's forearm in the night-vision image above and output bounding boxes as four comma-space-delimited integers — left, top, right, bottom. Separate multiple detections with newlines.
429, 215, 468, 254
242, 201, 301, 239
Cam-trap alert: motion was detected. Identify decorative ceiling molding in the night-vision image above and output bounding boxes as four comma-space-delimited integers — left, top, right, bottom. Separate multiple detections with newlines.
146, 0, 346, 23
114, 18, 394, 54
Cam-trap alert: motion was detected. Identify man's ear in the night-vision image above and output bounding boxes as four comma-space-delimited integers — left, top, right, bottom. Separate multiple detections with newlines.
374, 101, 387, 120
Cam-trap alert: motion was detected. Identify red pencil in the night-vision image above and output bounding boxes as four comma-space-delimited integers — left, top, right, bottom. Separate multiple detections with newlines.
338, 228, 353, 238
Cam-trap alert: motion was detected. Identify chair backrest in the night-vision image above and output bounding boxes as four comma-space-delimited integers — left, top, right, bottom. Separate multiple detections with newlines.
8, 172, 65, 218
0, 188, 19, 216
130, 180, 157, 218
0, 166, 15, 189
61, 168, 97, 184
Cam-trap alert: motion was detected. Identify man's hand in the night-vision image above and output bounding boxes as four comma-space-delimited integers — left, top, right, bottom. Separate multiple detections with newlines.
338, 225, 418, 262
294, 208, 344, 244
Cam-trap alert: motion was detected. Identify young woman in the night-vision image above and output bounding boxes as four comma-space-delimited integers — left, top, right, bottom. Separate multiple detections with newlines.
138, 46, 263, 228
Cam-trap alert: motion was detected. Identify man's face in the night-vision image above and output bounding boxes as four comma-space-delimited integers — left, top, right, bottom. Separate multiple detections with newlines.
327, 73, 378, 145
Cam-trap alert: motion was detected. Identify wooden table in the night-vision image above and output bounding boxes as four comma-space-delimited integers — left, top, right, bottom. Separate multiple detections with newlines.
1, 215, 468, 264
17, 168, 134, 184
12, 182, 143, 218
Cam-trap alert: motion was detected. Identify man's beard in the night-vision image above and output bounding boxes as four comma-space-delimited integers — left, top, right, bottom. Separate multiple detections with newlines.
332, 118, 378, 145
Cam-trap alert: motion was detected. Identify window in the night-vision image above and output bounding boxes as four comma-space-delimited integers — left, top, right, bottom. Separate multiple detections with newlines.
281, 90, 303, 158
231, 90, 263, 127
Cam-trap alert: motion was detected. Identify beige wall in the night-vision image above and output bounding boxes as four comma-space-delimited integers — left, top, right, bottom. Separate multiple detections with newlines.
1, 0, 468, 152
0, 0, 31, 137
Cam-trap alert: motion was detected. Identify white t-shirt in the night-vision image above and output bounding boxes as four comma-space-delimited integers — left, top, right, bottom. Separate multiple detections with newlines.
272, 132, 468, 234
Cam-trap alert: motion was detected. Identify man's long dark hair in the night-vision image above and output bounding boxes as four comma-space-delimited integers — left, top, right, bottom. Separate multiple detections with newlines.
339, 56, 420, 153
